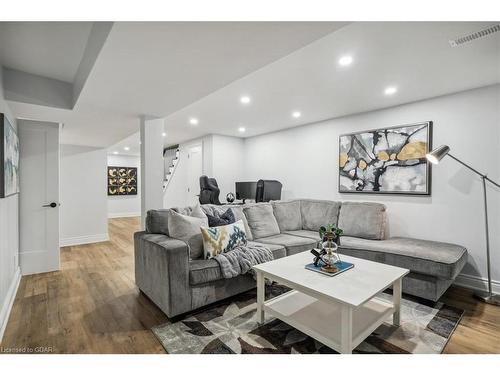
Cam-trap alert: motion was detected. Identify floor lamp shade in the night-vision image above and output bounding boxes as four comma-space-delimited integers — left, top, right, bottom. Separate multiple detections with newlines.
426, 145, 450, 164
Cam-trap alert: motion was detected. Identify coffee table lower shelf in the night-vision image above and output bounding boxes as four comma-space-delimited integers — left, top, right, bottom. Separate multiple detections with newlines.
262, 290, 395, 353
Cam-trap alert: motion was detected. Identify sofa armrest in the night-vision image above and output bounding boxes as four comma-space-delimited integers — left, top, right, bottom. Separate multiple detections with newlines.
134, 231, 191, 318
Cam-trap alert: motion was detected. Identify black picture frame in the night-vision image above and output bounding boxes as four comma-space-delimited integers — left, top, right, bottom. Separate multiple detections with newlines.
338, 121, 433, 196
107, 166, 138, 196
0, 113, 20, 198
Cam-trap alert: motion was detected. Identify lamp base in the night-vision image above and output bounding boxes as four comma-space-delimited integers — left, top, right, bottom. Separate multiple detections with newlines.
474, 291, 500, 306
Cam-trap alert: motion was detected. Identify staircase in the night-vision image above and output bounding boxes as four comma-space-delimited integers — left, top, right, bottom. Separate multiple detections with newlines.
163, 146, 180, 191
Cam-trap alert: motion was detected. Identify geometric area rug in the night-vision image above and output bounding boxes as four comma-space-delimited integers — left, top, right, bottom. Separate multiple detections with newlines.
152, 284, 464, 354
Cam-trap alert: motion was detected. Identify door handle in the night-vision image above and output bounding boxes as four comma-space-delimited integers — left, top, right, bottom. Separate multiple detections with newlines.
42, 202, 58, 208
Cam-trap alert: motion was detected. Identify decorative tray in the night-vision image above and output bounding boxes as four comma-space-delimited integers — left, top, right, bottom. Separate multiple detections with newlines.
305, 260, 354, 277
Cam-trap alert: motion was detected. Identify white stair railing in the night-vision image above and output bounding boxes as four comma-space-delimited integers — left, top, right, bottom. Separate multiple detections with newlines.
163, 148, 180, 191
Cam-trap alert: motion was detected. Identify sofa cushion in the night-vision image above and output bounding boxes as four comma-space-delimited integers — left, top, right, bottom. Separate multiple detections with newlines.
248, 241, 287, 260
145, 209, 170, 235
300, 199, 341, 231
202, 204, 254, 241
338, 202, 386, 240
168, 209, 208, 259
339, 236, 468, 279
243, 203, 281, 239
201, 220, 247, 259
189, 242, 286, 285
206, 208, 236, 227
256, 234, 317, 256
272, 200, 302, 232
284, 229, 320, 241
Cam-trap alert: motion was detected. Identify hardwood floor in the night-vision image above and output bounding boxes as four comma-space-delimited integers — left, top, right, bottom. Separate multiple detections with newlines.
1, 217, 167, 354
1, 217, 499, 354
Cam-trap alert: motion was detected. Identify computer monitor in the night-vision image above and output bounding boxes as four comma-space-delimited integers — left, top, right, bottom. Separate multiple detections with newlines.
256, 180, 282, 202
235, 181, 257, 203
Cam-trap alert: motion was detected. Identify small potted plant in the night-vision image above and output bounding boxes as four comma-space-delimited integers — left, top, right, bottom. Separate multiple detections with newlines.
319, 224, 343, 246
318, 224, 343, 273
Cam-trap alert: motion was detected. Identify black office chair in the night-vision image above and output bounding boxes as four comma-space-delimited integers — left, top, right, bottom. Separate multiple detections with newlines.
199, 175, 222, 205
255, 179, 282, 202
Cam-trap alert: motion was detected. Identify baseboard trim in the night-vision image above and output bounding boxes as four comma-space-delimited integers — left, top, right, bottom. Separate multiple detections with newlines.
60, 233, 109, 247
0, 267, 21, 343
108, 212, 140, 219
454, 273, 500, 294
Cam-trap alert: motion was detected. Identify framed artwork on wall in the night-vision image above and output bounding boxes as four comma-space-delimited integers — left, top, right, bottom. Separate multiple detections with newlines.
108, 166, 138, 196
0, 113, 20, 198
339, 121, 433, 195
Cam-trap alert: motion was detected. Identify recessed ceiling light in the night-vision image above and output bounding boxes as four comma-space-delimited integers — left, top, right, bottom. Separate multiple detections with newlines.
292, 111, 301, 119
240, 96, 251, 104
338, 55, 353, 66
189, 118, 199, 125
113, 151, 119, 155
384, 86, 398, 96
162, 132, 167, 137
123, 146, 130, 151
238, 127, 246, 133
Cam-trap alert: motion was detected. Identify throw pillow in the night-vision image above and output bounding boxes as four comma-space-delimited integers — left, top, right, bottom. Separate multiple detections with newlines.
172, 203, 207, 219
167, 209, 208, 259
229, 206, 254, 241
201, 220, 247, 259
207, 208, 236, 227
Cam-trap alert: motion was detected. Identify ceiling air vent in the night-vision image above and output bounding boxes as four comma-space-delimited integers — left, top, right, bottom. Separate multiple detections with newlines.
449, 24, 500, 47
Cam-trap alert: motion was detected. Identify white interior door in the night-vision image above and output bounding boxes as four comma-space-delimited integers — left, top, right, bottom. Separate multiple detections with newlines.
186, 145, 203, 206
18, 120, 60, 275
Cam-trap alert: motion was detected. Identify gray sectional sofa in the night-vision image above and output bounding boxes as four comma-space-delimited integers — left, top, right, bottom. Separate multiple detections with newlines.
134, 199, 467, 318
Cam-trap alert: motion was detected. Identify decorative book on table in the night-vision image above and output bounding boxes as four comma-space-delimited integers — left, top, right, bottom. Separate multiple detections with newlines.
305, 260, 354, 277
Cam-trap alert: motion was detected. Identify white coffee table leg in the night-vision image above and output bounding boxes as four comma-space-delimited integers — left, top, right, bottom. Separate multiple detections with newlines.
256, 271, 265, 324
393, 277, 402, 326
340, 304, 353, 354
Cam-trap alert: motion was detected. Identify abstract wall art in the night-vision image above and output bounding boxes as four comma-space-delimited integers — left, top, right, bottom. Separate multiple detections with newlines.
339, 121, 432, 195
108, 166, 138, 196
0, 113, 20, 198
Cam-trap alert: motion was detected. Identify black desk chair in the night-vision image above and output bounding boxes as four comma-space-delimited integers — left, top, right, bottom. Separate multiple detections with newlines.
199, 175, 222, 205
256, 179, 282, 202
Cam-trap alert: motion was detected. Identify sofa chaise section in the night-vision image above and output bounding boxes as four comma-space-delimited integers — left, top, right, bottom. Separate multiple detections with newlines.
338, 236, 467, 301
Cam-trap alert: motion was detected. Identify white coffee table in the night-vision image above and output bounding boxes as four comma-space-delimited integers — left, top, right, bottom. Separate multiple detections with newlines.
252, 252, 409, 354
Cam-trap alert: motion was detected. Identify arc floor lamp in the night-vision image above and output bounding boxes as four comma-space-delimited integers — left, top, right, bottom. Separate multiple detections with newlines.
426, 145, 500, 305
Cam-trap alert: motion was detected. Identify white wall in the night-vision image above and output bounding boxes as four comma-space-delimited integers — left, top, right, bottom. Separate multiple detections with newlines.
163, 134, 245, 208
243, 85, 500, 292
140, 117, 165, 228
60, 145, 108, 246
107, 154, 141, 218
212, 135, 244, 199
0, 68, 20, 340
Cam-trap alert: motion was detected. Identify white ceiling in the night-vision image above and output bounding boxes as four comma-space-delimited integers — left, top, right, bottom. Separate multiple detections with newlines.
0, 22, 93, 82
5, 21, 345, 147
161, 22, 500, 145
108, 132, 140, 156
3, 22, 500, 151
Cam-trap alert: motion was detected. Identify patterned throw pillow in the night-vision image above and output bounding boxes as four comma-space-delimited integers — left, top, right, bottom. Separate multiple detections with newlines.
201, 220, 247, 259
207, 208, 236, 227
